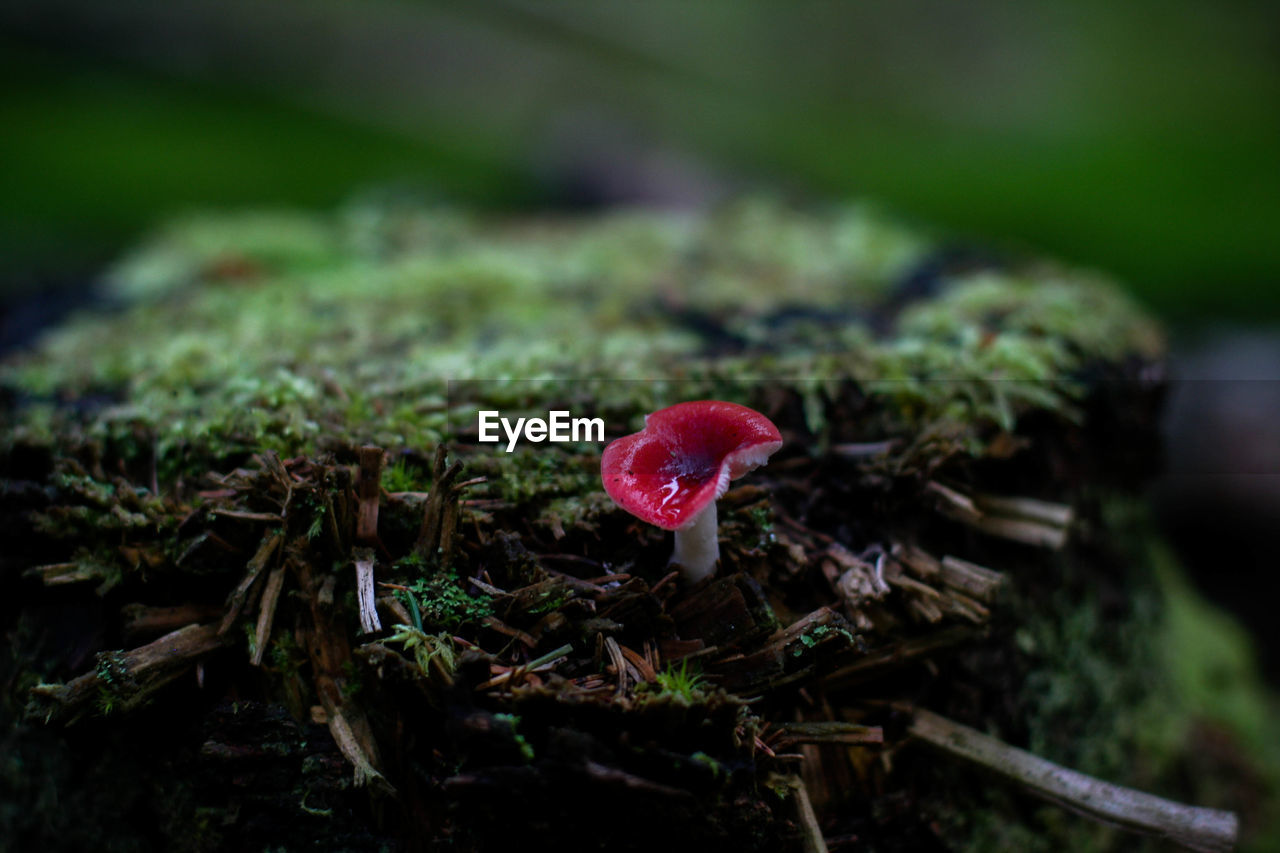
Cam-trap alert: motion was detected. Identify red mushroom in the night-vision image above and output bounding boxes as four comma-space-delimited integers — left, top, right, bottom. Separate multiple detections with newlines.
601, 400, 783, 583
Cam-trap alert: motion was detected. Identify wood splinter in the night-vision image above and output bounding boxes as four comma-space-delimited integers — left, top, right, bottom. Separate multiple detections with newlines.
907, 706, 1238, 853
355, 445, 384, 634
772, 773, 828, 853
415, 445, 464, 562
927, 482, 1073, 550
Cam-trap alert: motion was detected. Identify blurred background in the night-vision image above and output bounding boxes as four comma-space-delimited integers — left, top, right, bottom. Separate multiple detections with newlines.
2, 0, 1279, 678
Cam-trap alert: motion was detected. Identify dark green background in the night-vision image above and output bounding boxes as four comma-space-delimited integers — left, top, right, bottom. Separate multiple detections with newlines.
3, 0, 1279, 319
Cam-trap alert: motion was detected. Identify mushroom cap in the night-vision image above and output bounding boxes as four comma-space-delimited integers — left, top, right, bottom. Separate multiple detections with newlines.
601, 400, 783, 531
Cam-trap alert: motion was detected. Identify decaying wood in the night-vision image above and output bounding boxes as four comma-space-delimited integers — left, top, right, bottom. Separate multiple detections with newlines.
968, 515, 1069, 549
482, 615, 537, 648
821, 626, 981, 690
711, 606, 860, 693
354, 548, 381, 635
926, 481, 982, 523
327, 709, 386, 789
907, 707, 1239, 853
928, 482, 1072, 549
824, 544, 891, 630
207, 508, 286, 522
874, 544, 1003, 626
24, 561, 108, 587
893, 543, 942, 581
295, 560, 390, 791
938, 555, 1005, 602
6, 203, 1231, 853
475, 643, 573, 692
669, 573, 779, 648
830, 440, 898, 459
416, 445, 463, 561
618, 642, 657, 682
973, 492, 1074, 528
250, 564, 287, 666
122, 603, 224, 640
774, 773, 829, 853
219, 531, 282, 635
29, 622, 228, 724
773, 721, 884, 746
580, 761, 696, 800
355, 445, 383, 543
354, 446, 385, 634
604, 635, 630, 695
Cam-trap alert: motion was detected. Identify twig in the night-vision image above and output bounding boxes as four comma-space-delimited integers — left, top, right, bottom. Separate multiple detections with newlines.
617, 643, 657, 682
973, 493, 1073, 528
207, 509, 284, 522
354, 447, 384, 634
251, 565, 287, 666
122, 603, 224, 640
829, 439, 898, 459
416, 445, 463, 560
29, 623, 228, 724
927, 482, 1071, 549
774, 721, 884, 746
24, 562, 94, 586
970, 515, 1069, 549
907, 707, 1238, 853
219, 532, 282, 635
475, 643, 573, 690
355, 446, 383, 543
925, 481, 982, 523
328, 708, 388, 788
354, 549, 381, 635
649, 569, 681, 594
482, 616, 537, 648
604, 636, 630, 696
938, 555, 1005, 603
774, 774, 828, 853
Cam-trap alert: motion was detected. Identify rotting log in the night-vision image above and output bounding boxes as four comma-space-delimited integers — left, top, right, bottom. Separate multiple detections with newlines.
2, 200, 1267, 852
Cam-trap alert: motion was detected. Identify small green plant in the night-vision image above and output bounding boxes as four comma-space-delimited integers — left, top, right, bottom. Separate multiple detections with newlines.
493, 713, 535, 762
792, 623, 855, 657
748, 504, 774, 534
94, 651, 130, 716
394, 559, 493, 630
304, 505, 325, 541
268, 632, 304, 679
385, 624, 457, 683
381, 458, 424, 493
96, 686, 117, 716
653, 658, 707, 701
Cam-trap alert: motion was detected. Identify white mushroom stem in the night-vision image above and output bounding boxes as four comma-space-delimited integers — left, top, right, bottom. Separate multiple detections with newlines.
671, 501, 719, 583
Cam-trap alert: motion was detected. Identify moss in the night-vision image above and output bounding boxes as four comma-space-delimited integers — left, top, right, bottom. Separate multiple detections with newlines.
646, 659, 708, 703
792, 624, 855, 657
2, 197, 1162, 488
395, 556, 493, 631
381, 458, 426, 493
931, 500, 1280, 853
1151, 542, 1280, 851
492, 713, 535, 763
